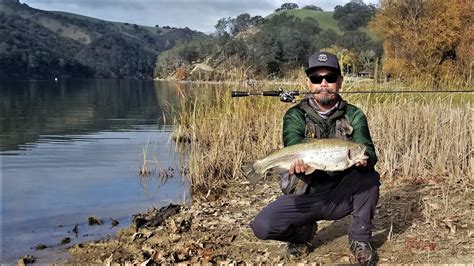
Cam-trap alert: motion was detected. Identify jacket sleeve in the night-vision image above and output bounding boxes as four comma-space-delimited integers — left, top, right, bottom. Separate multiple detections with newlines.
282, 107, 306, 147
350, 108, 378, 168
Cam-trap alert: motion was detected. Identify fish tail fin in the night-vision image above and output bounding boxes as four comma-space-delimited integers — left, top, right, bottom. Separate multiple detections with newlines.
241, 162, 263, 185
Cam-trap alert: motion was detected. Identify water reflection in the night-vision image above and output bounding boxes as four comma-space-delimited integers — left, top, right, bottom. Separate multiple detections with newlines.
0, 79, 181, 151
0, 79, 188, 263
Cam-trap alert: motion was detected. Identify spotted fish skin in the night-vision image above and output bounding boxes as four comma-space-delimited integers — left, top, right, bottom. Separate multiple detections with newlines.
242, 139, 367, 184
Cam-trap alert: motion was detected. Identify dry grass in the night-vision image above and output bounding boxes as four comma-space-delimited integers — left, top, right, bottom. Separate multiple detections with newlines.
172, 82, 472, 195
169, 82, 473, 262
349, 94, 473, 183
171, 83, 286, 194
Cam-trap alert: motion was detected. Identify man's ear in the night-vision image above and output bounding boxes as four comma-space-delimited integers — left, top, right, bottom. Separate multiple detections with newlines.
305, 77, 312, 88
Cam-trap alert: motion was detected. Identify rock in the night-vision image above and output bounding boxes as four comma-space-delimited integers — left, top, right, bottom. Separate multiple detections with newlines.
88, 216, 103, 226
133, 204, 181, 229
72, 224, 79, 235
17, 255, 35, 265
110, 218, 120, 227
60, 237, 71, 245
34, 243, 48, 250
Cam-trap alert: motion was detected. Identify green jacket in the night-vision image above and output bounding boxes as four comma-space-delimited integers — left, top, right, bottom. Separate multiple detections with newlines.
282, 98, 378, 193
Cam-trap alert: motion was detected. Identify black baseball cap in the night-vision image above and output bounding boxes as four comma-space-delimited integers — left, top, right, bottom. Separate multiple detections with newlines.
305, 51, 341, 76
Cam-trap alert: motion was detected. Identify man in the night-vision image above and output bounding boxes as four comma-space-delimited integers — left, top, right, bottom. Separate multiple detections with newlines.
250, 51, 380, 264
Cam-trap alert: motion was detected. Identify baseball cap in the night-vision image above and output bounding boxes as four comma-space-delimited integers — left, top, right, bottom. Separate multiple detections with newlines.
305, 51, 341, 76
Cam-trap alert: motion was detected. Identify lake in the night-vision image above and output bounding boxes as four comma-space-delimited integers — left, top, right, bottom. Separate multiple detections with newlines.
0, 79, 188, 263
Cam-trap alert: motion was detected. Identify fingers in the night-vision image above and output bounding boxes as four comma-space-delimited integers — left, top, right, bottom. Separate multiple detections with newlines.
289, 159, 308, 174
355, 159, 368, 167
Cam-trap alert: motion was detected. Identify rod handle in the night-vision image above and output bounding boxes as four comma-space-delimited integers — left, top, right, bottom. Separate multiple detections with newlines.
262, 91, 281, 96
288, 91, 301, 96
231, 91, 250, 97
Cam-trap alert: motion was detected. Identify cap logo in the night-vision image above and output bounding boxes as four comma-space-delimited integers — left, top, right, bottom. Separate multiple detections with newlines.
317, 54, 328, 62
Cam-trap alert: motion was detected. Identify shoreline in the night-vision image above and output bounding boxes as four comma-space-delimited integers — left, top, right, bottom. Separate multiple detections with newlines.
65, 177, 473, 264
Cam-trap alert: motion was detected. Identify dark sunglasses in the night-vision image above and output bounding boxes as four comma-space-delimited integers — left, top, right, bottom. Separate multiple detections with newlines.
308, 74, 339, 84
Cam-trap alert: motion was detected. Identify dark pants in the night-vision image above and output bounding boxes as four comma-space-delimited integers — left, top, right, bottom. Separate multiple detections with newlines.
251, 169, 380, 244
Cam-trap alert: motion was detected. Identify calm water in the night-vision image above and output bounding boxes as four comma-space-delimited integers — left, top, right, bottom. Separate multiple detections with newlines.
0, 79, 188, 263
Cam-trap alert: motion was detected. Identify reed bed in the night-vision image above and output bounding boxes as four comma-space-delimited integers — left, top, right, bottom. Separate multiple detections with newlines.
172, 83, 473, 193
172, 83, 286, 194
349, 94, 473, 183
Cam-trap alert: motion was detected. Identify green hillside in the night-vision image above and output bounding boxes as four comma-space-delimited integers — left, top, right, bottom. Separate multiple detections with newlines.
267, 10, 341, 33
0, 1, 203, 79
266, 9, 376, 39
51, 11, 172, 34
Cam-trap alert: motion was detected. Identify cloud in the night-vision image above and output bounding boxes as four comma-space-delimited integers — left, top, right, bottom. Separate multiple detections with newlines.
21, 0, 363, 33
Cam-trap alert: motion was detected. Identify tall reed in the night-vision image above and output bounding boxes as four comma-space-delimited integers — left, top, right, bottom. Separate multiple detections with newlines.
350, 94, 472, 183
173, 83, 473, 193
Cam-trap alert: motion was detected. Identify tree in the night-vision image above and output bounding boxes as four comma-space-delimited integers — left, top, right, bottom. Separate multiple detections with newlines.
302, 5, 323, 11
247, 13, 321, 75
320, 45, 357, 75
313, 29, 339, 51
154, 37, 214, 78
333, 2, 376, 31
337, 30, 374, 52
275, 3, 299, 12
214, 17, 232, 37
250, 15, 265, 27
369, 0, 472, 85
358, 49, 377, 70
230, 13, 250, 36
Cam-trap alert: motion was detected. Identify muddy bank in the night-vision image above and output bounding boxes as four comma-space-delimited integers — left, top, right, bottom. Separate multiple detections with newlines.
67, 178, 473, 264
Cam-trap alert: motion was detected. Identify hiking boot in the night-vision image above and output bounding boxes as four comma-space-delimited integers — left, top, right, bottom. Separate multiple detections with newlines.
285, 222, 317, 259
285, 241, 314, 260
349, 240, 376, 265
307, 221, 318, 243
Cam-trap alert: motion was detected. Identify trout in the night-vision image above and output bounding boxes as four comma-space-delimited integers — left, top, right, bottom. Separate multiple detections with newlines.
242, 139, 368, 184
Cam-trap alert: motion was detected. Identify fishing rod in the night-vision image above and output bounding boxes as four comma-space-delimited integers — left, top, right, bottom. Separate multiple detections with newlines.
231, 88, 474, 103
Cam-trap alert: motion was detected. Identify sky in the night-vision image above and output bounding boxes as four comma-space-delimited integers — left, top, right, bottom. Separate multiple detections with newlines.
21, 0, 374, 33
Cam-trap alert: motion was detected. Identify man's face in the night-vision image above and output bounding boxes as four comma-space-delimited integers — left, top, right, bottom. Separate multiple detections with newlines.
305, 67, 342, 106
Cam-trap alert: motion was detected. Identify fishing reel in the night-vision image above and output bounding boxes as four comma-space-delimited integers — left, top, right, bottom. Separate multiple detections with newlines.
231, 88, 302, 103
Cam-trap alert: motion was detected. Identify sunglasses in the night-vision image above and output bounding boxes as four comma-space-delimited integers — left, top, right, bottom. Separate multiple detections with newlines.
308, 74, 339, 84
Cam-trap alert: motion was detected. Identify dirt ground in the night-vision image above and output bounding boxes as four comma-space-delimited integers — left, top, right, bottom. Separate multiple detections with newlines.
67, 176, 473, 264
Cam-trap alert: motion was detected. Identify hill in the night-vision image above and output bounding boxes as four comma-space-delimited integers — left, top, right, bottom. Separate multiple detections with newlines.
267, 9, 341, 34
0, 0, 204, 79
266, 8, 376, 40
50, 11, 173, 36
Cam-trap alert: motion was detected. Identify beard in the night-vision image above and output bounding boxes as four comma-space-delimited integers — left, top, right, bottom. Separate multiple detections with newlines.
316, 91, 338, 106
318, 95, 337, 106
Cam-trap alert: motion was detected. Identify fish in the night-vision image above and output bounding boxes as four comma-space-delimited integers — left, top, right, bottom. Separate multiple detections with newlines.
242, 138, 368, 184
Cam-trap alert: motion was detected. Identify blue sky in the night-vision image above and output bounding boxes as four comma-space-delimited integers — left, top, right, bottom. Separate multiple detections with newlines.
21, 0, 375, 33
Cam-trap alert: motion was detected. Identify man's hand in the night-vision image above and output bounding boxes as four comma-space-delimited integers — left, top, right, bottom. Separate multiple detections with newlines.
355, 159, 368, 168
289, 159, 309, 175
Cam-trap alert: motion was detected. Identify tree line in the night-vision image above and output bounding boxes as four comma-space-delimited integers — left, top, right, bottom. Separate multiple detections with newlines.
155, 2, 380, 80
156, 0, 472, 86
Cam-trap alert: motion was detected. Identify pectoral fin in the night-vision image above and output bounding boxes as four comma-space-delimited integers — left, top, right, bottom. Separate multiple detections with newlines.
267, 167, 289, 178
